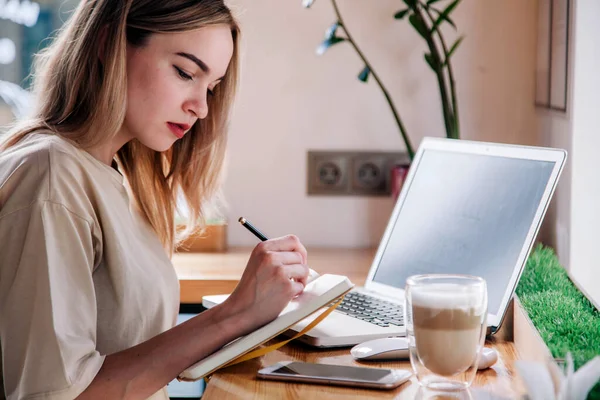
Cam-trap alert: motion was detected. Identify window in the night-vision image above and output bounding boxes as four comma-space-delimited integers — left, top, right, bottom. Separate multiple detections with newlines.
0, 0, 74, 129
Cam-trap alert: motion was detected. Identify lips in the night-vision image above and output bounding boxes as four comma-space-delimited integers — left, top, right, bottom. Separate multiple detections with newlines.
167, 122, 190, 139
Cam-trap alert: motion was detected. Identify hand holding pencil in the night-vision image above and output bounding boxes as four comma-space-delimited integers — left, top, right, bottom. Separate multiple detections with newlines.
223, 219, 319, 331
225, 232, 313, 331
238, 217, 320, 284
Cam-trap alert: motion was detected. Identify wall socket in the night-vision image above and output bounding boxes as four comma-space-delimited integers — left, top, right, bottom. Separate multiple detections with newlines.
307, 150, 410, 196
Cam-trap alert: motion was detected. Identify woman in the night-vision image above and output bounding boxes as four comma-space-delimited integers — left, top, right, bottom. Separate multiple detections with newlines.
0, 0, 310, 399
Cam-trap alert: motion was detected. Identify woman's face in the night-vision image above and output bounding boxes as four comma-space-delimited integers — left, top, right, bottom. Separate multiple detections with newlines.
123, 25, 234, 152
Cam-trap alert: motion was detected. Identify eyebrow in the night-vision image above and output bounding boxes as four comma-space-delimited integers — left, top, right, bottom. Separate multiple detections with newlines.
175, 52, 224, 81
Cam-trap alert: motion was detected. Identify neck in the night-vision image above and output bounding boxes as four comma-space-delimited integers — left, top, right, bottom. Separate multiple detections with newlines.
86, 129, 131, 166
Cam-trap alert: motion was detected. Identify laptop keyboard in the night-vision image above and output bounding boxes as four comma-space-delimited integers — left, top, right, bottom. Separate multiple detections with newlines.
335, 292, 404, 328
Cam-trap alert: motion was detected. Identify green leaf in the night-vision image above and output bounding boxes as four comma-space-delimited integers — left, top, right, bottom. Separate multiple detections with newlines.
432, 0, 460, 31
424, 53, 437, 70
444, 36, 463, 65
316, 37, 345, 55
409, 14, 429, 40
426, 0, 444, 5
357, 65, 370, 82
325, 21, 340, 40
394, 9, 410, 19
403, 0, 417, 7
302, 0, 315, 8
431, 7, 457, 30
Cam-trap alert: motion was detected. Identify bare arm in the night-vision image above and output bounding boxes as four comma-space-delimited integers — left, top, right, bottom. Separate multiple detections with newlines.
77, 235, 310, 400
77, 302, 250, 399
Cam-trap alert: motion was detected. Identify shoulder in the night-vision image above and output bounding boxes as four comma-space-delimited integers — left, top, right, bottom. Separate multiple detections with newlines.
0, 131, 99, 218
1, 130, 87, 168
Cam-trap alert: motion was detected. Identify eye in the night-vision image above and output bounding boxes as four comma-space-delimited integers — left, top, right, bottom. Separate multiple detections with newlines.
174, 66, 193, 81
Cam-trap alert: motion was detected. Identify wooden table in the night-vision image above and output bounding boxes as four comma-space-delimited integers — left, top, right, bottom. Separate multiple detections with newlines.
173, 247, 375, 304
172, 248, 525, 399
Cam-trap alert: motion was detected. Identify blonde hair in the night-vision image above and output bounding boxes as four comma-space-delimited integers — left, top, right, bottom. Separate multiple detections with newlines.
1, 0, 240, 255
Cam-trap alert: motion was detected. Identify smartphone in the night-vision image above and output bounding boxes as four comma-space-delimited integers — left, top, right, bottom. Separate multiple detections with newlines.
257, 361, 412, 390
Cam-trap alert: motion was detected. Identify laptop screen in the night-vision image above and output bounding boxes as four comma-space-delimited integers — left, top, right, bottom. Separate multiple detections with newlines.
372, 149, 556, 314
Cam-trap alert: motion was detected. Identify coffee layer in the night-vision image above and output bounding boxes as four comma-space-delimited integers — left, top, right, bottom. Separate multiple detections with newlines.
414, 327, 482, 376
412, 305, 484, 330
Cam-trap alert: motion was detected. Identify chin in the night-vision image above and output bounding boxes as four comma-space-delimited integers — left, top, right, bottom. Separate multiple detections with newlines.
139, 137, 176, 153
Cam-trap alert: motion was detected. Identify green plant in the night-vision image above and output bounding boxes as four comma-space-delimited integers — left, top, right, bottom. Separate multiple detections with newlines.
517, 245, 600, 399
302, 0, 464, 160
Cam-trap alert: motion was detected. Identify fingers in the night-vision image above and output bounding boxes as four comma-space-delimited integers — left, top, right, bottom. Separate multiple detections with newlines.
262, 251, 304, 267
278, 265, 307, 297
258, 235, 308, 264
280, 264, 310, 283
261, 248, 310, 285
246, 235, 310, 302
289, 280, 305, 297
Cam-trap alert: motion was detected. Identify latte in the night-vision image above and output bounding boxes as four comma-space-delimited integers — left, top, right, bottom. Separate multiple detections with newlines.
410, 283, 486, 377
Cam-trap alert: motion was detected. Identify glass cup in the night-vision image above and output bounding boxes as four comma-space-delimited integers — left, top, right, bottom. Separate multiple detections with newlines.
405, 274, 488, 392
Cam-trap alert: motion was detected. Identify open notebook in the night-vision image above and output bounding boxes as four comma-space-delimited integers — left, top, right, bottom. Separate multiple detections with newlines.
178, 274, 354, 382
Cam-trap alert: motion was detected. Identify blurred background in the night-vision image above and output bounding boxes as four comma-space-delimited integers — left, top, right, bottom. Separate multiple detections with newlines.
1, 0, 598, 331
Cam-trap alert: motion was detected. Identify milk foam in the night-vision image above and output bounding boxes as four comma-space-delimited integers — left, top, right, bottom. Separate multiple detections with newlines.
411, 283, 485, 311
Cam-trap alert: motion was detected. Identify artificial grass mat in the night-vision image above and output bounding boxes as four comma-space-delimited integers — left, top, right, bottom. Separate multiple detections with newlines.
516, 244, 600, 399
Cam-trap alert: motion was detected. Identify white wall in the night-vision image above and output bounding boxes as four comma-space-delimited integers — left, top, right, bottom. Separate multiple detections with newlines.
569, 0, 600, 306
538, 112, 572, 266
538, 0, 600, 307
224, 0, 538, 247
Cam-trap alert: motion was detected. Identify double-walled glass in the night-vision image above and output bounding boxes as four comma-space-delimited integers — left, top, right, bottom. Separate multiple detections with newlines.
405, 274, 488, 392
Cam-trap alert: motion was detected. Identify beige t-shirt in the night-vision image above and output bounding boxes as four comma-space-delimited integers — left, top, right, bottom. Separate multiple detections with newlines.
0, 132, 180, 400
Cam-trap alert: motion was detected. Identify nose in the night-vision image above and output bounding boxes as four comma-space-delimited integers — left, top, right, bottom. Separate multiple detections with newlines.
184, 93, 208, 120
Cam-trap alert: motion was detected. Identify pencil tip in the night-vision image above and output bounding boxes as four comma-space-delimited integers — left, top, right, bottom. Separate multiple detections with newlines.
238, 217, 245, 224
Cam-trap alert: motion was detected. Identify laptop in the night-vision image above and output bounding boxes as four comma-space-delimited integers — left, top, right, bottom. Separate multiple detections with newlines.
203, 138, 567, 348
